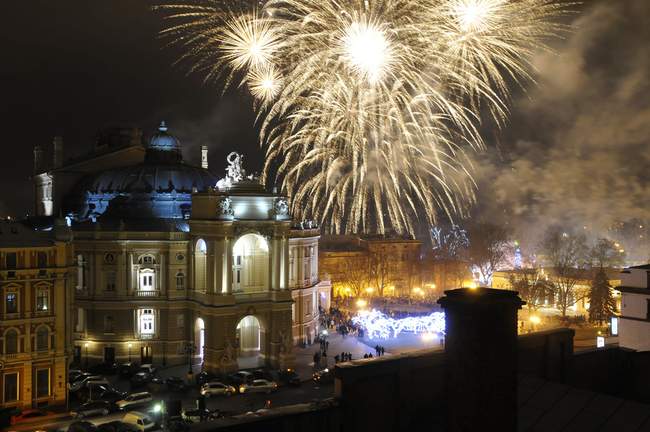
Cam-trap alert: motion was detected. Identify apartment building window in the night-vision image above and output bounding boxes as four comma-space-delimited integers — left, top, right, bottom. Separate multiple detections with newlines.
36, 288, 49, 311
5, 252, 16, 270
37, 251, 47, 268
139, 309, 155, 335
36, 327, 49, 351
139, 269, 155, 291
36, 368, 50, 398
5, 292, 17, 314
3, 372, 18, 403
176, 272, 185, 290
4, 329, 18, 354
106, 272, 116, 292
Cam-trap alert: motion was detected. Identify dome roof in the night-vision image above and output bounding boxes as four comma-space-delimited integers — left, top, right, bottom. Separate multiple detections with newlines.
148, 121, 181, 153
66, 122, 218, 223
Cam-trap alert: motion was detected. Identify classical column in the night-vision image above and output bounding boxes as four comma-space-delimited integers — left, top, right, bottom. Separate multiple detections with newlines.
438, 288, 524, 432
223, 236, 233, 294
213, 238, 225, 295
206, 240, 215, 294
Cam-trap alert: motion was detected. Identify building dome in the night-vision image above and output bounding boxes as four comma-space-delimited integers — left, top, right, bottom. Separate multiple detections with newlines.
66, 122, 218, 224
148, 121, 181, 153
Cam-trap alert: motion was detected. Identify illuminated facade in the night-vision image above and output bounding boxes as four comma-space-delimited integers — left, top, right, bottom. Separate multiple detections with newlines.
0, 219, 74, 409
35, 123, 329, 372
618, 265, 650, 351
492, 268, 622, 316
319, 235, 422, 298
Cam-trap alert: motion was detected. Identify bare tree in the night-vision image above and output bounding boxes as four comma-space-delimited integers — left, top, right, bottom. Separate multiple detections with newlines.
508, 268, 551, 311
540, 227, 589, 317
466, 222, 510, 286
590, 238, 626, 269
368, 248, 396, 297
340, 255, 369, 297
430, 225, 470, 290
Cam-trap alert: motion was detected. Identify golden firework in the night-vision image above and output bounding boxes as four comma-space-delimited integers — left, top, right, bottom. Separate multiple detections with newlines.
158, 0, 571, 235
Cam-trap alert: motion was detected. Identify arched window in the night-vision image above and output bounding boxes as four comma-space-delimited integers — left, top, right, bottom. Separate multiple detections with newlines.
176, 272, 185, 290
5, 329, 18, 354
138, 255, 156, 265
194, 239, 207, 292
36, 327, 49, 351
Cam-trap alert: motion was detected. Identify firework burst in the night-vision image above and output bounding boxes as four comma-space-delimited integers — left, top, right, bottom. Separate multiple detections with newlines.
158, 0, 571, 235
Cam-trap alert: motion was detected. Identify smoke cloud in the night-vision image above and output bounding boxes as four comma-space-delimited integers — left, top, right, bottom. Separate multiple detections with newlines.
471, 0, 650, 262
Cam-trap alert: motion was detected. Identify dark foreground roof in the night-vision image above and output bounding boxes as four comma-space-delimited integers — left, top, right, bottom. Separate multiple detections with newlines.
519, 375, 650, 431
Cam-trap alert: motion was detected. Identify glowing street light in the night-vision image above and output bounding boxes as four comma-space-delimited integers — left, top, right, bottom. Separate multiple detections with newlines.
127, 342, 132, 362
356, 299, 368, 309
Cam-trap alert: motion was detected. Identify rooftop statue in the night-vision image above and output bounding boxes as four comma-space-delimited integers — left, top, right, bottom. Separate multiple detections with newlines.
216, 152, 245, 191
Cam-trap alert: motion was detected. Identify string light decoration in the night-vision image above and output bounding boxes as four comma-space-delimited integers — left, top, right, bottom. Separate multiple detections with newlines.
352, 309, 445, 339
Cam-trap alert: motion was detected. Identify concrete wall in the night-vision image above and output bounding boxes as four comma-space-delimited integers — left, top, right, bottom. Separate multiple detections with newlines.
619, 317, 650, 351
622, 292, 649, 318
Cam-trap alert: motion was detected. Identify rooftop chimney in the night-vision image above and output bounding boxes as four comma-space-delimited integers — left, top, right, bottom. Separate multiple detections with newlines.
201, 145, 209, 169
53, 136, 64, 168
438, 288, 524, 432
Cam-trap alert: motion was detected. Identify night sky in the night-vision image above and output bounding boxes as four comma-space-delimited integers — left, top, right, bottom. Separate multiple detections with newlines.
1, 1, 648, 252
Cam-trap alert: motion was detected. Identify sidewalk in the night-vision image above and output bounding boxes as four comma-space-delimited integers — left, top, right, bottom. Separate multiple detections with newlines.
292, 332, 378, 380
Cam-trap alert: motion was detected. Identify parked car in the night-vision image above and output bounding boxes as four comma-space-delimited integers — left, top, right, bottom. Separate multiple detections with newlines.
96, 420, 134, 432
130, 372, 152, 387
165, 377, 187, 392
312, 368, 334, 384
274, 369, 301, 387
70, 375, 106, 392
238, 379, 278, 394
122, 411, 156, 431
89, 362, 118, 375
118, 362, 138, 378
228, 371, 253, 386
182, 408, 219, 423
252, 369, 273, 381
70, 372, 94, 384
77, 385, 125, 404
139, 364, 156, 375
68, 420, 99, 432
10, 409, 55, 425
69, 369, 85, 382
115, 392, 153, 410
200, 382, 237, 397
71, 401, 112, 419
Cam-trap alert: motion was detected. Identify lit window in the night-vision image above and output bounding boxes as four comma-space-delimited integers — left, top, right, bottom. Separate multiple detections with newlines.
36, 369, 49, 398
139, 309, 155, 335
36, 327, 48, 351
176, 272, 185, 290
5, 293, 17, 314
36, 289, 49, 311
139, 255, 155, 265
3, 372, 18, 403
139, 270, 155, 291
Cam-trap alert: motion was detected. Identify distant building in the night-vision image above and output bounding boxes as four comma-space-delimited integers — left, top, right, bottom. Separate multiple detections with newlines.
0, 219, 74, 409
618, 264, 650, 351
492, 268, 622, 316
319, 234, 421, 297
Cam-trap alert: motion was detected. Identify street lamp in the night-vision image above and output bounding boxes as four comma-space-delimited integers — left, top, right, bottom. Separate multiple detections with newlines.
127, 342, 132, 362
84, 342, 89, 370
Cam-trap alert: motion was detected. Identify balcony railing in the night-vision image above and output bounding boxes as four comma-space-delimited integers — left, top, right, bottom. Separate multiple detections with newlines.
134, 290, 160, 298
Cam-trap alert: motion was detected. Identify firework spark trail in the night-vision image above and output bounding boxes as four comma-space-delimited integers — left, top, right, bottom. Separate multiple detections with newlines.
157, 0, 571, 235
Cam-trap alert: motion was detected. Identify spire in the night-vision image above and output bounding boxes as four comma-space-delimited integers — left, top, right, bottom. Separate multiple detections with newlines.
158, 121, 168, 132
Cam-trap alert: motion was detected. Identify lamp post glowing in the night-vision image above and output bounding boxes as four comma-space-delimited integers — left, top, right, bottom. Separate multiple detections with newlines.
128, 342, 132, 362
529, 315, 541, 332
84, 342, 89, 370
